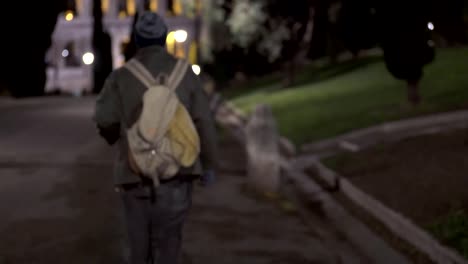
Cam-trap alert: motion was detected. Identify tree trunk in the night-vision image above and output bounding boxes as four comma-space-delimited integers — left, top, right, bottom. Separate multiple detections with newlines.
407, 79, 421, 105
92, 0, 113, 94
283, 60, 296, 88
124, 12, 139, 62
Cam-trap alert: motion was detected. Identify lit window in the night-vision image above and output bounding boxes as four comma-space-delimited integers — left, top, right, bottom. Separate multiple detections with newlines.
173, 0, 182, 15
75, 0, 83, 15
150, 0, 158, 11
168, 0, 182, 16
102, 0, 109, 14
127, 0, 136, 16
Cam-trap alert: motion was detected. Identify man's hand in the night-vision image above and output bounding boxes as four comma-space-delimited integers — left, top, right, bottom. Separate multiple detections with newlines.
200, 170, 216, 187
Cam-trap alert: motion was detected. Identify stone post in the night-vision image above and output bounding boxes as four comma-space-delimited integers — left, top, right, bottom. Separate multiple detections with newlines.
245, 104, 281, 194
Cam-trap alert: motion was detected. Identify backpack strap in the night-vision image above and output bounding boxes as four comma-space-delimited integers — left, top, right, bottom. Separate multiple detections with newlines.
168, 60, 189, 91
124, 58, 189, 92
124, 59, 156, 89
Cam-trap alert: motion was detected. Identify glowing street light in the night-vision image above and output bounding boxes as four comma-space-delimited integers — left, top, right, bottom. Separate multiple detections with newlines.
62, 49, 69, 57
192, 64, 201, 75
174, 30, 188, 43
427, 22, 434, 31
82, 52, 95, 65
65, 11, 74, 21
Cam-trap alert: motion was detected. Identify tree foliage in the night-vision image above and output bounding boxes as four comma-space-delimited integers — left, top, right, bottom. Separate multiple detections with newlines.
337, 0, 377, 56
376, 1, 436, 104
226, 0, 310, 63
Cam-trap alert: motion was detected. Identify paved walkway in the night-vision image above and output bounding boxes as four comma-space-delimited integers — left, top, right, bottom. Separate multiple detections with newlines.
0, 97, 409, 263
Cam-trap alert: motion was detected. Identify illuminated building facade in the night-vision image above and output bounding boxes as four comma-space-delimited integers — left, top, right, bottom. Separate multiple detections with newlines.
45, 0, 202, 95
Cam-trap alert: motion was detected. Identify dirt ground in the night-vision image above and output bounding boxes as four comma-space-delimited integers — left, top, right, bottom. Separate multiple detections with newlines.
325, 127, 468, 256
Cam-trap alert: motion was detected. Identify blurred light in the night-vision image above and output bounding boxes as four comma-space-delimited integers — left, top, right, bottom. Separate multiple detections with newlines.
174, 30, 188, 43
172, 0, 183, 15
62, 49, 69, 57
65, 11, 74, 21
119, 11, 127, 19
150, 0, 157, 11
428, 40, 435, 47
166, 31, 175, 44
428, 22, 434, 31
166, 31, 176, 54
82, 52, 94, 65
192, 64, 201, 75
102, 0, 110, 14
127, 0, 136, 15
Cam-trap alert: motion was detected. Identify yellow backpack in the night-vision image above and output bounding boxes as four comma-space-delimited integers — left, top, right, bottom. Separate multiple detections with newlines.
124, 58, 200, 187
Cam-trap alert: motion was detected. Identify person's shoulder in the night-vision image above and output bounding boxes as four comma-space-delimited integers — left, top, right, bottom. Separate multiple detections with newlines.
108, 62, 133, 81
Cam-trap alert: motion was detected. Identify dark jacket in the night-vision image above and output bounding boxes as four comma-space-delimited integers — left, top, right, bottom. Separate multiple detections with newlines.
93, 45, 218, 185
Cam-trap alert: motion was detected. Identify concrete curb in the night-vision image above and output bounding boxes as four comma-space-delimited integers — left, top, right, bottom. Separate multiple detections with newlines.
295, 110, 468, 263
301, 110, 468, 158
298, 157, 468, 264
281, 160, 412, 264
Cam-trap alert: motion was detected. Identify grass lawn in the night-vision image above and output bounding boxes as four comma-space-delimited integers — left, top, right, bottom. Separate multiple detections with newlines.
228, 47, 468, 146
323, 128, 468, 259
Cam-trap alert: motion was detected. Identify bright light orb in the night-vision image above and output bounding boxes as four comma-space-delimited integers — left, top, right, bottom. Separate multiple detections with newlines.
82, 52, 95, 65
427, 22, 434, 31
62, 49, 69, 57
65, 11, 74, 21
174, 30, 188, 43
192, 64, 201, 75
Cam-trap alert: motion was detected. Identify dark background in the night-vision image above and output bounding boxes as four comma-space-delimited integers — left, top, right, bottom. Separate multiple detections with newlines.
0, 0, 466, 97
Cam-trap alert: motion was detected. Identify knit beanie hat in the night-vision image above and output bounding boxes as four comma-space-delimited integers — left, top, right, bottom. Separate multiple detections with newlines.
134, 11, 168, 48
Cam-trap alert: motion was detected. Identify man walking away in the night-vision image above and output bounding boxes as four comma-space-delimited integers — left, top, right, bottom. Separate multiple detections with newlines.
93, 11, 218, 264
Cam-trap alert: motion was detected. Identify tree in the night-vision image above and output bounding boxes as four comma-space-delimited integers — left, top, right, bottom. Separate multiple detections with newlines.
92, 0, 113, 94
202, 0, 275, 86
225, 0, 312, 87
307, 0, 331, 61
1, 1, 66, 97
265, 0, 311, 87
124, 12, 139, 62
337, 0, 378, 57
376, 1, 435, 105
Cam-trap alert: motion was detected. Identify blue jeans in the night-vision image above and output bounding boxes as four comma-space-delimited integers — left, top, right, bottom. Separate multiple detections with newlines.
120, 178, 193, 264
